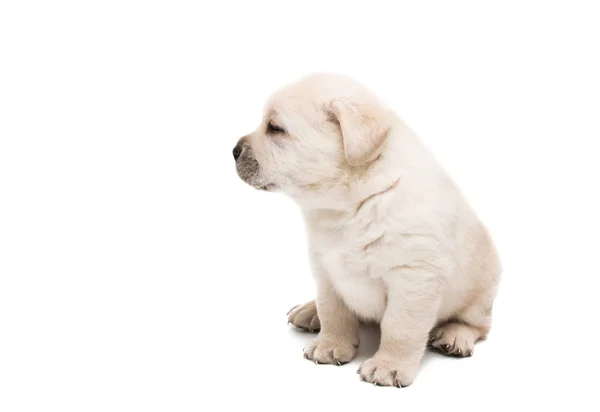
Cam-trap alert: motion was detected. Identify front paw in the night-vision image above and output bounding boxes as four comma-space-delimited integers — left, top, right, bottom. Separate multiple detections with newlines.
303, 335, 358, 365
358, 355, 419, 387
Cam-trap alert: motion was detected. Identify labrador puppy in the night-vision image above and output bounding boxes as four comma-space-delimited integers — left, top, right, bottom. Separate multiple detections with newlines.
233, 73, 501, 387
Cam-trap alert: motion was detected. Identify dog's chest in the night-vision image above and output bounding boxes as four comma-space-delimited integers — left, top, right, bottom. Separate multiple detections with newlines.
313, 224, 389, 322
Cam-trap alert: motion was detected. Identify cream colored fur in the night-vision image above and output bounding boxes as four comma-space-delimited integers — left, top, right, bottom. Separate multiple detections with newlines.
234, 73, 501, 387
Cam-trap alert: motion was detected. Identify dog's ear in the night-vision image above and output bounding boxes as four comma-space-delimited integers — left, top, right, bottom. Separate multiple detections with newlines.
329, 99, 390, 166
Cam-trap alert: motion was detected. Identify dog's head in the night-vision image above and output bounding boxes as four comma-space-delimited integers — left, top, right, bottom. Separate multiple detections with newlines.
233, 73, 394, 200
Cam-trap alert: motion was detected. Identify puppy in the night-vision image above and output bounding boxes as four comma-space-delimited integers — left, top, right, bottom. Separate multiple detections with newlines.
233, 73, 501, 387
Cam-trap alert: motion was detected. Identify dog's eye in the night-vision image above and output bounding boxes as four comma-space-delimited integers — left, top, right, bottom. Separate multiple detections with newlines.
267, 122, 285, 134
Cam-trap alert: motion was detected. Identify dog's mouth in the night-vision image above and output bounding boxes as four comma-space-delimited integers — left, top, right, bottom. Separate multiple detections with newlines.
258, 183, 276, 192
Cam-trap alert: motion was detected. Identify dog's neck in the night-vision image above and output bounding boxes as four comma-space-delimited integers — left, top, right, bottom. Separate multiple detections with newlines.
292, 154, 403, 217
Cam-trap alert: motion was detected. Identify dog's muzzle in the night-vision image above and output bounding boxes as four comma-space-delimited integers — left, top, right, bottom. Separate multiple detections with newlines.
233, 136, 262, 187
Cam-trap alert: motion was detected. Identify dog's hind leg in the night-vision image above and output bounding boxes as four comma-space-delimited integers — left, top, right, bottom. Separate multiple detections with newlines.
287, 300, 320, 332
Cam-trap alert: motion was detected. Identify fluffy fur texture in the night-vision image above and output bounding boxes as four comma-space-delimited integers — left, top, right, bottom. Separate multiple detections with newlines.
234, 73, 501, 387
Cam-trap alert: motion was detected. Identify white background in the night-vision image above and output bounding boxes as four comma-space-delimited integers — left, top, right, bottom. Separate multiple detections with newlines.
1, 1, 599, 411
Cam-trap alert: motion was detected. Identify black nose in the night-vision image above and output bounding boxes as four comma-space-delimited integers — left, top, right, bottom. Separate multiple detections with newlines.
232, 144, 242, 161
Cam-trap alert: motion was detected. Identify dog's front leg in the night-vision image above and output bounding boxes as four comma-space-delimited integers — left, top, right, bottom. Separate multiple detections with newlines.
303, 269, 359, 365
358, 268, 444, 387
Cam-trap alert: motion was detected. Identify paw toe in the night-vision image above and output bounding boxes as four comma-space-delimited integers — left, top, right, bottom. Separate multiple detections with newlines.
358, 357, 416, 387
303, 337, 357, 365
